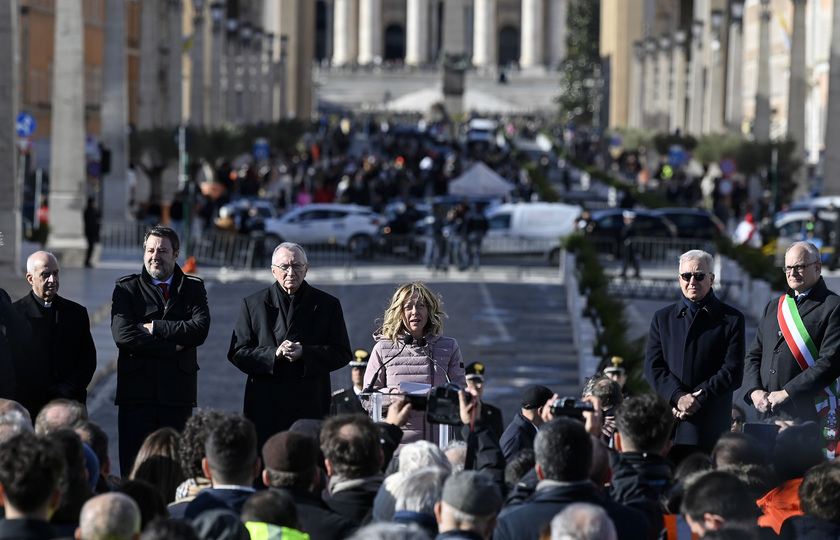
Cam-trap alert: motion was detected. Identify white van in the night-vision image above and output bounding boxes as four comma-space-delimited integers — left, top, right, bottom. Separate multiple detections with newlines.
483, 202, 581, 265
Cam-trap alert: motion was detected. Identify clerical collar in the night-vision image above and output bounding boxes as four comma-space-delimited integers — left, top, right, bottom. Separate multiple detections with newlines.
32, 291, 53, 308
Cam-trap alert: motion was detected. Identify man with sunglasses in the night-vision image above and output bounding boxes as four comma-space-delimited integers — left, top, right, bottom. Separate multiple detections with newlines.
744, 241, 840, 433
645, 249, 745, 462
228, 242, 352, 449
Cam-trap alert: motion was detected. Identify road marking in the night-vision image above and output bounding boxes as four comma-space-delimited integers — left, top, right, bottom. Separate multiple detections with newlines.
478, 282, 512, 343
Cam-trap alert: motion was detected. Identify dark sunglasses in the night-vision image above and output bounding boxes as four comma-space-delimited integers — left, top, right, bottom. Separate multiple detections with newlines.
679, 272, 711, 282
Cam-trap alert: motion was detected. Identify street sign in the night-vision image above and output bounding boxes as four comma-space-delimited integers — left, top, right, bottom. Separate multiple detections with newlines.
17, 137, 32, 154
16, 113, 36, 137
720, 157, 737, 178
253, 138, 270, 162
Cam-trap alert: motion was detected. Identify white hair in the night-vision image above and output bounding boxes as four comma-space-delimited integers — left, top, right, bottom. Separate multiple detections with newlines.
399, 440, 452, 475
26, 251, 56, 275
678, 250, 713, 272
551, 503, 617, 540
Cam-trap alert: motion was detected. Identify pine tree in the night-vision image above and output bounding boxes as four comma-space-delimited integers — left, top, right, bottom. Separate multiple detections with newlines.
557, 0, 601, 127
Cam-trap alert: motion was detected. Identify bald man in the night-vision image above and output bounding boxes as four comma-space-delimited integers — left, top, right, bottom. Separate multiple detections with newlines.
13, 251, 96, 418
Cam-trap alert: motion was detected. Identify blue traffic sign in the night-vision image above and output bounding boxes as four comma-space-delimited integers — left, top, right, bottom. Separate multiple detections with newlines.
16, 113, 36, 137
253, 138, 270, 162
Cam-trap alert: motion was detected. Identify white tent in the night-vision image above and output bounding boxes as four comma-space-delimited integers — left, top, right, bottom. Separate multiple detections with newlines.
448, 162, 516, 196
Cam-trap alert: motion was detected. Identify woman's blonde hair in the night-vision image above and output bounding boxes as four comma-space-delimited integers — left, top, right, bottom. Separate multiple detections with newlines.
380, 281, 447, 342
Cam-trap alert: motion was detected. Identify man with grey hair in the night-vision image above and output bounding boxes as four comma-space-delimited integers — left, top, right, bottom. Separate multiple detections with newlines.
229, 242, 351, 449
551, 503, 617, 540
744, 241, 840, 430
434, 470, 501, 540
75, 492, 141, 540
34, 398, 87, 435
13, 250, 96, 419
644, 249, 745, 460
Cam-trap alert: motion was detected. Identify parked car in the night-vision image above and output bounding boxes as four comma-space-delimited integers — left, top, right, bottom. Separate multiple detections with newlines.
585, 209, 678, 256
773, 209, 837, 265
649, 208, 725, 240
263, 203, 384, 253
483, 202, 581, 265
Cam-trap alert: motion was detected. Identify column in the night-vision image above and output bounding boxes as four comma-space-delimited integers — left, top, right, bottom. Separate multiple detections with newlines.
224, 17, 238, 123
137, 0, 160, 129
671, 30, 687, 134
332, 0, 358, 65
705, 9, 725, 134
629, 41, 645, 129
167, 0, 183, 126
442, 0, 466, 55
725, 1, 744, 134
643, 38, 657, 130
209, 2, 224, 126
472, 0, 495, 67
190, 4, 206, 126
0, 0, 20, 271
688, 19, 705, 135
406, 0, 429, 65
520, 0, 544, 68
754, 1, 771, 143
547, 0, 567, 69
658, 35, 672, 133
239, 24, 253, 125
358, 0, 381, 64
787, 0, 808, 199
48, 0, 87, 259
102, 0, 130, 220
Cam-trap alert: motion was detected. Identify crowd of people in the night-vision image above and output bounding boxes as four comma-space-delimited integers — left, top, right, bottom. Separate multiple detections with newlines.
3, 222, 840, 539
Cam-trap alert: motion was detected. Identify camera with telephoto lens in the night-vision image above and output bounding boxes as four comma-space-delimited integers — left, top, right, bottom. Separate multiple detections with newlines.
550, 397, 594, 419
427, 382, 472, 425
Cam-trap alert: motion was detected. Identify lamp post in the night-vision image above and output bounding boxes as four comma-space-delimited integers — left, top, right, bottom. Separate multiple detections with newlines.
225, 16, 238, 123
189, 0, 205, 126
688, 19, 705, 135
726, 0, 744, 134
658, 35, 672, 133
280, 34, 288, 119
755, 0, 772, 143
629, 40, 646, 129
671, 29, 687, 134
209, 0, 225, 126
705, 9, 724, 133
239, 22, 252, 125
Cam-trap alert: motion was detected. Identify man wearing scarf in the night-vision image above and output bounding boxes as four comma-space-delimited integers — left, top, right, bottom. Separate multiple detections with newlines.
645, 249, 746, 462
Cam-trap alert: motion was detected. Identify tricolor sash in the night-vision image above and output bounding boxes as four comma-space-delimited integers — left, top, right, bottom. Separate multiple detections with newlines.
777, 294, 840, 457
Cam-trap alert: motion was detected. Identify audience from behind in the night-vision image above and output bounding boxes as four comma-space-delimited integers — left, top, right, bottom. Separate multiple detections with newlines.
710, 432, 767, 468
780, 459, 840, 539
0, 398, 32, 427
183, 412, 260, 520
241, 490, 309, 540
374, 440, 452, 523
34, 398, 87, 435
347, 522, 431, 540
190, 508, 250, 540
116, 480, 169, 530
679, 470, 757, 537
170, 409, 227, 518
75, 421, 118, 493
75, 492, 141, 540
129, 427, 184, 504
442, 440, 467, 473
504, 449, 535, 491
672, 453, 712, 482
550, 503, 618, 540
757, 421, 825, 533
588, 438, 611, 494
45, 428, 93, 536
0, 408, 33, 442
0, 431, 65, 539
138, 518, 200, 540
392, 467, 449, 538
715, 464, 776, 504
261, 430, 356, 540
499, 385, 553, 462
433, 470, 501, 540
494, 418, 647, 540
320, 413, 385, 526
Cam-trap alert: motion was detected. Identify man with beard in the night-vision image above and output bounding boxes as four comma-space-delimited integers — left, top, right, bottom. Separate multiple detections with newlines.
111, 226, 210, 474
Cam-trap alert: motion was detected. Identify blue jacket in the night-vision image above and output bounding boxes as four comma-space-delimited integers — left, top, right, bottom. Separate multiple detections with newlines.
644, 290, 745, 450
499, 412, 537, 462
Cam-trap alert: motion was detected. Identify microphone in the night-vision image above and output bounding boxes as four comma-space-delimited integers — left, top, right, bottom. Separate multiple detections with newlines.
424, 342, 451, 383
404, 335, 427, 347
363, 334, 413, 394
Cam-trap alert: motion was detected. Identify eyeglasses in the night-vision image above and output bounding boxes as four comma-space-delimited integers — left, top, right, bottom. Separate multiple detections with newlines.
679, 272, 711, 282
731, 416, 744, 424
272, 263, 307, 273
783, 261, 817, 274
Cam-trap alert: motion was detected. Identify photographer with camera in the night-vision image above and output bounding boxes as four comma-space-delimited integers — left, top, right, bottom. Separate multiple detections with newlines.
364, 282, 466, 449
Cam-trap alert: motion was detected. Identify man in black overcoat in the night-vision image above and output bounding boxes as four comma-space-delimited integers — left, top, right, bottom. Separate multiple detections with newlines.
111, 226, 210, 473
744, 241, 840, 426
13, 251, 96, 419
645, 249, 745, 458
228, 242, 351, 449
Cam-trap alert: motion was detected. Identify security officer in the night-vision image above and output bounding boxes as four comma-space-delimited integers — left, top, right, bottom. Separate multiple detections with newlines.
464, 362, 504, 441
330, 350, 369, 415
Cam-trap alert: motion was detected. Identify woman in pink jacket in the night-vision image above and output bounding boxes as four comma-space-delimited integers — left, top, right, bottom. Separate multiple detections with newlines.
364, 281, 466, 446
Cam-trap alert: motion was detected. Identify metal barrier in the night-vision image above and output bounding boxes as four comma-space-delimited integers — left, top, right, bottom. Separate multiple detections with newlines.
591, 236, 716, 268
100, 221, 148, 253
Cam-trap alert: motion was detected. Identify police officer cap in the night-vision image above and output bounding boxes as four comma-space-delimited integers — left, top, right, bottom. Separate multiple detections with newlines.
349, 349, 369, 368
465, 362, 486, 381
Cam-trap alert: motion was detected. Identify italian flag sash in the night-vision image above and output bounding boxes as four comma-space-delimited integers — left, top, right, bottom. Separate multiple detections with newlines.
777, 294, 840, 457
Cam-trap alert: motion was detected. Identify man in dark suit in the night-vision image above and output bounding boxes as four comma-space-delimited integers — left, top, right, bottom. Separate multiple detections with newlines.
330, 349, 368, 415
0, 288, 29, 400
228, 242, 351, 448
744, 241, 840, 430
499, 385, 553, 462
111, 226, 210, 474
13, 251, 96, 419
645, 249, 745, 459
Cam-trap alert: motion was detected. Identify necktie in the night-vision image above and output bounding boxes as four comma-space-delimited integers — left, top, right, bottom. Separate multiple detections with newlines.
796, 294, 806, 306
158, 283, 169, 301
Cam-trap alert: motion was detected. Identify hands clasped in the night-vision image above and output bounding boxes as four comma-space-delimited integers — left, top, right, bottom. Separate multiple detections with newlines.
673, 389, 703, 420
276, 340, 303, 362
